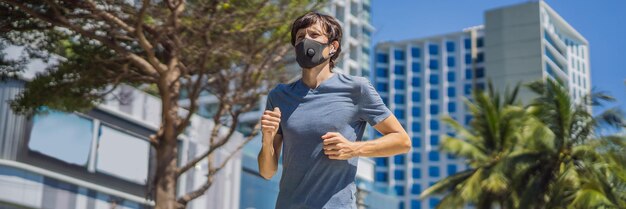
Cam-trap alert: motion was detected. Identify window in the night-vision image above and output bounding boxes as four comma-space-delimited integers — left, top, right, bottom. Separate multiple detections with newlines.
395, 185, 405, 196
376, 83, 388, 91
28, 110, 93, 166
477, 37, 484, 48
412, 107, 421, 117
411, 200, 422, 209
412, 168, 422, 179
428, 166, 440, 177
428, 44, 439, 55
446, 41, 455, 52
465, 69, 473, 79
394, 155, 405, 164
477, 82, 486, 91
448, 102, 457, 113
375, 157, 388, 166
394, 109, 405, 119
447, 56, 455, 67
411, 47, 420, 58
377, 53, 388, 63
412, 92, 421, 102
394, 49, 405, 61
476, 52, 484, 63
448, 164, 458, 175
430, 105, 439, 115
447, 87, 456, 97
394, 79, 405, 90
429, 74, 439, 85
412, 122, 421, 132
376, 68, 388, 78
411, 77, 421, 87
336, 5, 345, 22
96, 125, 150, 184
464, 84, 472, 95
428, 151, 440, 161
447, 153, 456, 160
430, 120, 440, 131
429, 90, 439, 100
429, 198, 441, 208
394, 65, 405, 75
465, 115, 473, 125
430, 135, 439, 146
394, 94, 405, 104
465, 53, 472, 64
464, 38, 471, 49
412, 152, 421, 162
349, 44, 358, 60
394, 170, 405, 181
350, 1, 358, 17
411, 184, 422, 195
476, 67, 485, 78
375, 171, 388, 182
447, 71, 455, 82
412, 62, 421, 73
429, 59, 439, 70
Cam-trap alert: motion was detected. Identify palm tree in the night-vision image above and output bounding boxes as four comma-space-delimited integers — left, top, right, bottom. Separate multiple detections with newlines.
421, 78, 626, 209
509, 78, 626, 209
419, 82, 530, 209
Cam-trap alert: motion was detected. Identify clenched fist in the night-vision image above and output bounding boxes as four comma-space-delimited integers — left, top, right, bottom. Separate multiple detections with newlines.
261, 107, 281, 143
321, 132, 358, 160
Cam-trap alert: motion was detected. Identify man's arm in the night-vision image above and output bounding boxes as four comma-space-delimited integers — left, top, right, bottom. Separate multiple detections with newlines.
354, 114, 411, 157
322, 114, 411, 159
258, 133, 283, 180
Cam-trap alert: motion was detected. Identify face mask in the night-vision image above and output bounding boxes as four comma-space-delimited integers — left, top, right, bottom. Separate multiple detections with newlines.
295, 38, 333, 69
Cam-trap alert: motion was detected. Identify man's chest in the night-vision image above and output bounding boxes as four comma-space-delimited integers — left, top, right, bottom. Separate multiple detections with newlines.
280, 93, 359, 138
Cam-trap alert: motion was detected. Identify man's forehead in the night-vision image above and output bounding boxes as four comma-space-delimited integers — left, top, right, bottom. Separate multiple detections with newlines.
297, 22, 324, 34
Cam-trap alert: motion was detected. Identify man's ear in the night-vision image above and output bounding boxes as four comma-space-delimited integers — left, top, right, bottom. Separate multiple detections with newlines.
330, 40, 340, 54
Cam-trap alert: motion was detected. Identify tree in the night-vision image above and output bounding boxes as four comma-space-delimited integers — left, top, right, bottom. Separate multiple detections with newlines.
421, 79, 626, 209
419, 82, 535, 209
0, 0, 324, 208
511, 78, 626, 209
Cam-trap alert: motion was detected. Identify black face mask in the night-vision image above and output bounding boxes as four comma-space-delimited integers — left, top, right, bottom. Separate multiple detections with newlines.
295, 38, 332, 69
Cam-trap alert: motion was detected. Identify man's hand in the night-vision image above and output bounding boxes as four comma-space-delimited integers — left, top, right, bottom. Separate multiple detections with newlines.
261, 107, 281, 144
321, 132, 359, 160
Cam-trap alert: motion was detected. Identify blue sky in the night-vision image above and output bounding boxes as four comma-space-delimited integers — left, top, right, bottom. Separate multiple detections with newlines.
371, 0, 626, 113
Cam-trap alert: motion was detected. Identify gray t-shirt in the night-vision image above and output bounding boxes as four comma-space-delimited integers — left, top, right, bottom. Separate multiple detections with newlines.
264, 72, 392, 209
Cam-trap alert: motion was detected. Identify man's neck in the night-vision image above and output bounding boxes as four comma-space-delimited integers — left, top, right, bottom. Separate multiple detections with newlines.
301, 64, 333, 89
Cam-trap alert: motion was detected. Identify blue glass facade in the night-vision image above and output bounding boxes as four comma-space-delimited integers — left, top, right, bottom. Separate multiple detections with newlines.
374, 34, 486, 209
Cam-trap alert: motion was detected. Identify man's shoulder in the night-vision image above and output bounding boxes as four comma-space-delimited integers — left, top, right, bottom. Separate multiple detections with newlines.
268, 80, 297, 97
336, 73, 372, 95
335, 73, 369, 89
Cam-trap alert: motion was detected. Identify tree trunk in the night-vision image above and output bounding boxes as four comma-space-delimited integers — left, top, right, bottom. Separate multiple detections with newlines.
155, 139, 179, 209
154, 70, 182, 209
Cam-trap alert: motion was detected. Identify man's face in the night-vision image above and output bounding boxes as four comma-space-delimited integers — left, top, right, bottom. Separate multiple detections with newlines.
294, 22, 329, 46
294, 22, 336, 59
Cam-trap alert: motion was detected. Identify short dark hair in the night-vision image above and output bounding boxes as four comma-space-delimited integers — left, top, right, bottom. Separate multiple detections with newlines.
290, 12, 343, 70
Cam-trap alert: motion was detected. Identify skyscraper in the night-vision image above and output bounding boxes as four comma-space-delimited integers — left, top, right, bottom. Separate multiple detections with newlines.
373, 1, 590, 209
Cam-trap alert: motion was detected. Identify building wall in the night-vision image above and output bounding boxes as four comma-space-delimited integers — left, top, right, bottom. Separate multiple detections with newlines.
485, 1, 591, 104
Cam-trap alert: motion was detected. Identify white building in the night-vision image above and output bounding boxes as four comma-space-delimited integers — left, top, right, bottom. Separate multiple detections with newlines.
0, 75, 244, 209
372, 1, 590, 209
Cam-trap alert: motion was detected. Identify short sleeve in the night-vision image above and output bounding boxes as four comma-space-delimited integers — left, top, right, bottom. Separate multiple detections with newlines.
264, 93, 283, 135
357, 78, 392, 126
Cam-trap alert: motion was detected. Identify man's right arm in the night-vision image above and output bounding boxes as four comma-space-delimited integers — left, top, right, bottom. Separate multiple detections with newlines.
258, 133, 283, 180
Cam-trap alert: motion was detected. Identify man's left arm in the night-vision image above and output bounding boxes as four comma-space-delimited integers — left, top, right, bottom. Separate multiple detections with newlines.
321, 114, 411, 160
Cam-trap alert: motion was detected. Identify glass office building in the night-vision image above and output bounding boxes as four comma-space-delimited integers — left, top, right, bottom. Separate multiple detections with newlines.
373, 1, 590, 209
